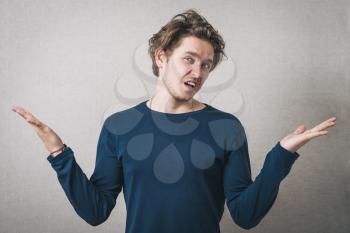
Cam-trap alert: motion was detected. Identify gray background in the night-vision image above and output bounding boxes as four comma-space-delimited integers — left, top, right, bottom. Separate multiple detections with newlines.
1, 0, 349, 233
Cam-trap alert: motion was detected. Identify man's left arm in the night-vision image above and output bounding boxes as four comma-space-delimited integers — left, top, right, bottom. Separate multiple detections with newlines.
223, 116, 336, 229
223, 137, 299, 229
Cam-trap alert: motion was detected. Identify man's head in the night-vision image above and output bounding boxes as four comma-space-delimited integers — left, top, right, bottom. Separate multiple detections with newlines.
148, 9, 226, 77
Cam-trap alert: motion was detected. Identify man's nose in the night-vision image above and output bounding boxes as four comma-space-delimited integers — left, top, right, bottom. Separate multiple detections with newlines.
190, 64, 201, 78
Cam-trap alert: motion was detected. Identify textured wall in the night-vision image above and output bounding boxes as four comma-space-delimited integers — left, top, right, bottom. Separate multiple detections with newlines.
1, 0, 349, 233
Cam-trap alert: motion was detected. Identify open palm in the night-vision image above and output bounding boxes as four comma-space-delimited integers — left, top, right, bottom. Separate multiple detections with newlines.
12, 106, 64, 154
280, 117, 336, 153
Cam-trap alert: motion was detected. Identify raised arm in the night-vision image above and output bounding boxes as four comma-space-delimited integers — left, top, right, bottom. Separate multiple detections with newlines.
12, 106, 123, 226
223, 117, 336, 229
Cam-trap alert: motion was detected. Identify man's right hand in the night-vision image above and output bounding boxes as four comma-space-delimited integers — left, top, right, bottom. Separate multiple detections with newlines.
12, 106, 65, 157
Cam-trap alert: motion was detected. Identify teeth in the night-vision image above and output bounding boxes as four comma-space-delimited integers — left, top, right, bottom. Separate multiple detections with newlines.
185, 81, 196, 88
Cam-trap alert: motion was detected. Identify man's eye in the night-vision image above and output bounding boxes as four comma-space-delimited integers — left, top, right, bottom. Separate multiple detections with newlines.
202, 63, 211, 70
185, 57, 194, 63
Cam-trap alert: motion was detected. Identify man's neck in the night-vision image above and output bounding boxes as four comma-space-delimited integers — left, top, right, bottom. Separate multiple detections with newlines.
147, 93, 204, 114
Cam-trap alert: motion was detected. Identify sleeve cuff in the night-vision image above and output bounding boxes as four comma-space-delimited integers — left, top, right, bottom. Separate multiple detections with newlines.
276, 141, 300, 160
270, 141, 300, 172
47, 146, 73, 164
265, 142, 300, 179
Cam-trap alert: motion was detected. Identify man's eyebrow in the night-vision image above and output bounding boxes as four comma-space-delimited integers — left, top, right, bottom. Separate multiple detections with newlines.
184, 51, 213, 63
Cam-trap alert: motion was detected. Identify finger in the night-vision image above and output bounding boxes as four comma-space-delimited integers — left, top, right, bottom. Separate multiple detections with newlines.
304, 130, 328, 140
12, 106, 27, 112
12, 106, 43, 127
293, 125, 306, 134
310, 119, 336, 133
13, 107, 30, 120
325, 116, 337, 122
27, 118, 41, 127
12, 106, 28, 118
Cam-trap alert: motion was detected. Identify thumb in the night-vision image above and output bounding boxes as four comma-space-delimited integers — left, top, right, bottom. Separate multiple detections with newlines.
293, 125, 306, 134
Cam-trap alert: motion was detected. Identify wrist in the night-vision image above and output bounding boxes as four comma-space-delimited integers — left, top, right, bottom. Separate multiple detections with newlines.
49, 144, 67, 157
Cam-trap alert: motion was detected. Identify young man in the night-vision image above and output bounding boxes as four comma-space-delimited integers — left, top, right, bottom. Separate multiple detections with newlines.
12, 9, 336, 233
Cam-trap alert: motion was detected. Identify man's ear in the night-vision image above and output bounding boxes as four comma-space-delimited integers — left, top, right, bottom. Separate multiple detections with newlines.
155, 49, 168, 69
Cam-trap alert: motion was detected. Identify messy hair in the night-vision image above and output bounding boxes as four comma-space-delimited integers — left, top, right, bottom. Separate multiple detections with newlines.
148, 9, 226, 77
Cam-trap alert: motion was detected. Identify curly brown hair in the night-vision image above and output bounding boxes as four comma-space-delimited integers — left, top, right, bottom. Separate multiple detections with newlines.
148, 9, 226, 77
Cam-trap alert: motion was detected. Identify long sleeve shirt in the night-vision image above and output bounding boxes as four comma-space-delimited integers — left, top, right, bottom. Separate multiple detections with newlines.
47, 100, 299, 233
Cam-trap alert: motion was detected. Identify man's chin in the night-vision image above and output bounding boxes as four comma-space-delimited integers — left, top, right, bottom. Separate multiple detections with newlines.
172, 95, 194, 103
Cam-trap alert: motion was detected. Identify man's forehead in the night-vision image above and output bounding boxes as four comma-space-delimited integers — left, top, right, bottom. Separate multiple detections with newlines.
175, 36, 214, 58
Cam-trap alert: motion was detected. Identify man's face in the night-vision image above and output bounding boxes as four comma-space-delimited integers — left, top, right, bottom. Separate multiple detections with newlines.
157, 36, 214, 102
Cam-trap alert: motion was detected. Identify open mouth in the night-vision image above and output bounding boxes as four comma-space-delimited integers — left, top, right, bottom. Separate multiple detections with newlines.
184, 80, 196, 89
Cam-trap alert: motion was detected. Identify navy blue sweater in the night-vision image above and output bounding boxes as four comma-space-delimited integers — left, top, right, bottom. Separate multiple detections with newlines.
47, 101, 299, 233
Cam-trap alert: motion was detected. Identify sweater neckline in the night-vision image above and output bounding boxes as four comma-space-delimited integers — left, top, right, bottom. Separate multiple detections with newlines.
141, 100, 209, 117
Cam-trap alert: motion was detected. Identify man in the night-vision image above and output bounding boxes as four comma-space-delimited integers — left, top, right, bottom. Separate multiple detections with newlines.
12, 9, 336, 233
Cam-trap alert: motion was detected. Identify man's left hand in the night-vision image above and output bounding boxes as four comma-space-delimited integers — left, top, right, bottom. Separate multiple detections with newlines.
280, 117, 336, 153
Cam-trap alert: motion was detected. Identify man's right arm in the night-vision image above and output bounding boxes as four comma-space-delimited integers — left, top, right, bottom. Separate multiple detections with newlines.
47, 123, 123, 226
12, 106, 123, 226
